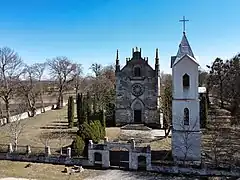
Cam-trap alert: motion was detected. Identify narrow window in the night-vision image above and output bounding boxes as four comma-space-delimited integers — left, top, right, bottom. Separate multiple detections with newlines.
183, 73, 190, 87
184, 108, 189, 125
134, 67, 141, 77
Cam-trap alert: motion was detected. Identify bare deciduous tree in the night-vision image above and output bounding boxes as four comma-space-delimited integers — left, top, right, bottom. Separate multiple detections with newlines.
19, 65, 39, 117
39, 131, 53, 147
205, 108, 239, 168
87, 65, 115, 109
32, 62, 46, 113
47, 57, 77, 109
173, 117, 200, 166
90, 63, 102, 77
0, 47, 23, 123
160, 72, 172, 135
73, 64, 83, 96
8, 107, 26, 151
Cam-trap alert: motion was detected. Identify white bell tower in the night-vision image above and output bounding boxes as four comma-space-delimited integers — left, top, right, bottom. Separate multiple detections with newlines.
171, 17, 201, 162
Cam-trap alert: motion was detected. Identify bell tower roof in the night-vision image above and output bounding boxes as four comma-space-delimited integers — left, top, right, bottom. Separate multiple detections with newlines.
176, 32, 194, 59
171, 32, 197, 67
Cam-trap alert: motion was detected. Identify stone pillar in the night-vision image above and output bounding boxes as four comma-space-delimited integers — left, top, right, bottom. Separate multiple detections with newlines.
45, 146, 51, 156
102, 150, 110, 168
26, 145, 31, 154
104, 137, 108, 144
60, 147, 63, 155
67, 147, 71, 158
146, 145, 151, 153
130, 138, 135, 149
88, 140, 94, 165
88, 150, 94, 166
88, 140, 93, 149
130, 152, 138, 170
8, 143, 13, 153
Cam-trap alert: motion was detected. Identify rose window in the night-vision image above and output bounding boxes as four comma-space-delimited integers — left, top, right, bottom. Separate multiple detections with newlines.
132, 83, 144, 96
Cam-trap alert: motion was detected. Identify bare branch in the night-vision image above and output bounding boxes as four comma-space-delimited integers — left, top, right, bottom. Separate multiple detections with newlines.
0, 47, 23, 122
47, 56, 77, 109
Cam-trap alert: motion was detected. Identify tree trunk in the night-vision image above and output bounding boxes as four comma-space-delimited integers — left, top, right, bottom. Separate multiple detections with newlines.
60, 147, 63, 155
75, 86, 78, 99
60, 93, 64, 108
26, 96, 36, 117
0, 100, 3, 118
40, 91, 45, 113
56, 88, 64, 109
5, 97, 11, 123
14, 136, 18, 151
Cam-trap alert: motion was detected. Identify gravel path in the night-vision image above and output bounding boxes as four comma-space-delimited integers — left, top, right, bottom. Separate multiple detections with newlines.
84, 169, 196, 180
0, 178, 36, 180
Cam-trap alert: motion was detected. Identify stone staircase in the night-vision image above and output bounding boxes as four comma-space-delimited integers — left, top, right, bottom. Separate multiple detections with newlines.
120, 124, 152, 131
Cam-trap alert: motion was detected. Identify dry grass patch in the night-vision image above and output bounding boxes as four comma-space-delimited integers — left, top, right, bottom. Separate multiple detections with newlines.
105, 127, 120, 140
139, 137, 171, 151
0, 160, 102, 180
0, 105, 77, 149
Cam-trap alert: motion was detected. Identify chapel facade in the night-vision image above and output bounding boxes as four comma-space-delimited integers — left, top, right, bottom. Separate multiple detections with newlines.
115, 47, 161, 125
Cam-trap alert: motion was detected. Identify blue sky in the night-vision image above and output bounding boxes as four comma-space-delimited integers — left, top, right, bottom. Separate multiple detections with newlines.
0, 0, 240, 76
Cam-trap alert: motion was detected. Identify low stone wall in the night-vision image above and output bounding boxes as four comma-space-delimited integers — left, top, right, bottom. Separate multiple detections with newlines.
150, 165, 240, 177
0, 144, 90, 167
0, 102, 67, 126
0, 143, 239, 177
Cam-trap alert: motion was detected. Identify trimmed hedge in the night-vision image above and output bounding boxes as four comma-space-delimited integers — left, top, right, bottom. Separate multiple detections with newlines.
73, 120, 105, 156
72, 135, 84, 155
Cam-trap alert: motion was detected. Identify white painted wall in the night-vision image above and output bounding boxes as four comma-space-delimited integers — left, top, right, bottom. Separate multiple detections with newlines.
172, 100, 200, 131
172, 57, 199, 100
172, 54, 201, 162
0, 102, 67, 126
172, 131, 201, 161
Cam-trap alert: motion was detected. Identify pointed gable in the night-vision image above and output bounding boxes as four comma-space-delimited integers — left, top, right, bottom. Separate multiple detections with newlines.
171, 32, 197, 67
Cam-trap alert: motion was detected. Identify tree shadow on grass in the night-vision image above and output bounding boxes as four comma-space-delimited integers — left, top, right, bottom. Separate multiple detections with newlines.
52, 121, 67, 124
48, 131, 76, 139
40, 126, 69, 130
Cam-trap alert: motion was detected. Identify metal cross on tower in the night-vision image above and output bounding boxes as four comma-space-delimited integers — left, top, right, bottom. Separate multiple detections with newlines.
179, 16, 189, 33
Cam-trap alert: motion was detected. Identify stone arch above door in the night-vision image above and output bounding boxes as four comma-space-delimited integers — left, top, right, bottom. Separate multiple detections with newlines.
131, 99, 144, 123
131, 98, 144, 110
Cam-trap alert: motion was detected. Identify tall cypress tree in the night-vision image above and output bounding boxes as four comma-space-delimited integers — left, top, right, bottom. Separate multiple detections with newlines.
68, 96, 74, 128
79, 93, 85, 125
76, 93, 81, 122
86, 91, 91, 123
93, 94, 97, 113
82, 95, 88, 123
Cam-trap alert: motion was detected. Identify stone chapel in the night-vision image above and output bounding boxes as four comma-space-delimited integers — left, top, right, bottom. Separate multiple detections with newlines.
115, 48, 161, 125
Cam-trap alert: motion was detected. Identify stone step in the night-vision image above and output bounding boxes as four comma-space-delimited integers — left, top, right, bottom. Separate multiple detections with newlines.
120, 124, 152, 131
